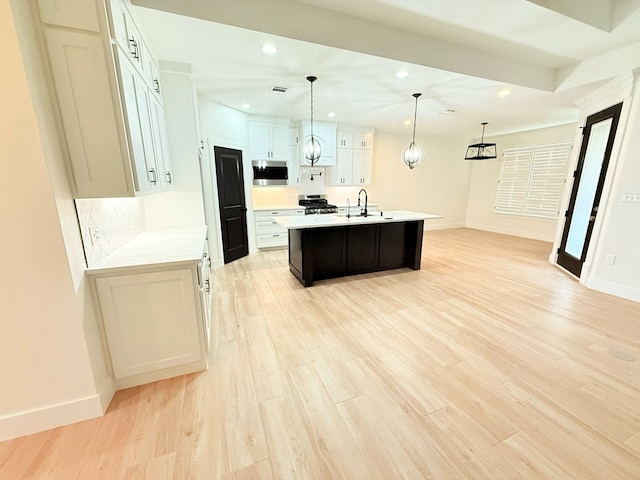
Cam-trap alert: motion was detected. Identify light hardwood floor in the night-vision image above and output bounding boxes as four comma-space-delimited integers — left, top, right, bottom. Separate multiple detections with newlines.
1, 228, 639, 479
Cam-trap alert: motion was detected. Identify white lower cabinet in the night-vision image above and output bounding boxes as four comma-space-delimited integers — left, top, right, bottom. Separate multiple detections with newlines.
93, 260, 209, 388
255, 209, 304, 248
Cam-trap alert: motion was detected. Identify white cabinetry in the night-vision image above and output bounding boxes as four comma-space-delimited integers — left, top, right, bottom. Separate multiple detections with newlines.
35, 0, 171, 197
91, 238, 210, 388
249, 119, 289, 161
254, 208, 304, 248
287, 125, 301, 185
300, 120, 337, 166
332, 130, 374, 186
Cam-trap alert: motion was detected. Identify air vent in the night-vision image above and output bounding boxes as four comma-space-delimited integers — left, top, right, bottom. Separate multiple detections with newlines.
271, 86, 288, 94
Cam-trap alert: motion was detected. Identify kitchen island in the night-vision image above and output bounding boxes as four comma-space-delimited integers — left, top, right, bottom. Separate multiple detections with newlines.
275, 211, 442, 286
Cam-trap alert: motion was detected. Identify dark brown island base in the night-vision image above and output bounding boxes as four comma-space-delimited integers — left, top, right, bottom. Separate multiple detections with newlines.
287, 219, 425, 287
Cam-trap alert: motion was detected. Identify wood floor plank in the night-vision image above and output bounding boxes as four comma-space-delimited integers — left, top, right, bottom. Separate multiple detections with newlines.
334, 394, 425, 479
2, 228, 639, 479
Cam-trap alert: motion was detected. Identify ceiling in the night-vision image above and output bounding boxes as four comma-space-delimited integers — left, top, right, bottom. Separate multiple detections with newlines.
132, 0, 640, 139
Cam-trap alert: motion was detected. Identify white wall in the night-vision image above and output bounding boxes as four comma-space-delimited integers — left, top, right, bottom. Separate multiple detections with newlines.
465, 123, 578, 241
367, 132, 470, 229
1, 0, 106, 441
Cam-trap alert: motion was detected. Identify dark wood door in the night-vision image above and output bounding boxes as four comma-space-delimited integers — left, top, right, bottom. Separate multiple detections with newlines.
214, 146, 249, 264
557, 103, 622, 277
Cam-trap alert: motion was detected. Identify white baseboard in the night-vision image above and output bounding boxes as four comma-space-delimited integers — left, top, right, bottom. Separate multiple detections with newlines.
423, 221, 465, 231
587, 277, 640, 303
97, 378, 116, 413
0, 394, 105, 442
464, 222, 554, 242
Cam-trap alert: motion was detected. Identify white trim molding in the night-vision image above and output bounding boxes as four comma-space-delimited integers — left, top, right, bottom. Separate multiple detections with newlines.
0, 394, 106, 442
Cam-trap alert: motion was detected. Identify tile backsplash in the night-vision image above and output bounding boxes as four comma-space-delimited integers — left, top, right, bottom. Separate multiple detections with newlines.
76, 197, 146, 266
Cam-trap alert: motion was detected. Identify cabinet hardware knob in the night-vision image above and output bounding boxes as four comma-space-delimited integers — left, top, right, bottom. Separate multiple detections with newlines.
165, 171, 172, 184
153, 78, 160, 94
148, 168, 157, 184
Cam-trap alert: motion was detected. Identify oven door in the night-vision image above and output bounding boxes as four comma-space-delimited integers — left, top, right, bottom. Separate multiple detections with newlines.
252, 161, 288, 185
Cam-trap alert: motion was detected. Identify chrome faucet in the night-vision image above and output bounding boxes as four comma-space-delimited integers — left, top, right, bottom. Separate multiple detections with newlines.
357, 189, 368, 217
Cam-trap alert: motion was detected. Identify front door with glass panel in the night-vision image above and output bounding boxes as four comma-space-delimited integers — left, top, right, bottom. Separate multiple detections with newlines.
557, 103, 622, 277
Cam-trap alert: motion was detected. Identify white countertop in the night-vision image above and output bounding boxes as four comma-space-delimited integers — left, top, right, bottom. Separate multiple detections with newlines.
86, 227, 208, 274
275, 211, 441, 229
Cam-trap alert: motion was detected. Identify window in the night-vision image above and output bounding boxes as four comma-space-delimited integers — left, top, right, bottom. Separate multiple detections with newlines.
495, 142, 572, 218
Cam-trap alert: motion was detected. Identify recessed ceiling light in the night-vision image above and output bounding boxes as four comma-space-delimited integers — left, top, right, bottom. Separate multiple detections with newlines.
396, 70, 410, 78
498, 88, 512, 97
328, 112, 336, 118
242, 103, 250, 109
403, 119, 412, 125
262, 44, 277, 55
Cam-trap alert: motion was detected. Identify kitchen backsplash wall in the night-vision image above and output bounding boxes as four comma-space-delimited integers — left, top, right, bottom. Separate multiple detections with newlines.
76, 197, 147, 266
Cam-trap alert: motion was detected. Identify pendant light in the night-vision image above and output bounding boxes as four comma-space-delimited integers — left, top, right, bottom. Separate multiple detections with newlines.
302, 75, 323, 166
401, 93, 424, 169
465, 122, 497, 160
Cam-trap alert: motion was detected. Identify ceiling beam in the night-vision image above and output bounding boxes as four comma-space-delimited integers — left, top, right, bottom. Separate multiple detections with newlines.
132, 0, 557, 92
525, 0, 613, 31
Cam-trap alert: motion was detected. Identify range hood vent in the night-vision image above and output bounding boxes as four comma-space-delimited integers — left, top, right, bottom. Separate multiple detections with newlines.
271, 86, 288, 94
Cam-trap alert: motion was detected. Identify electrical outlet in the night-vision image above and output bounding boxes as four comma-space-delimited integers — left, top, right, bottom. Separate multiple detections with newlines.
88, 227, 101, 246
621, 192, 640, 203
605, 254, 616, 265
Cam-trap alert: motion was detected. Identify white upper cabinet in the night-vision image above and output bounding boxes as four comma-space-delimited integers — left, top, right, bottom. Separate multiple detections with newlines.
300, 120, 337, 166
36, 0, 100, 32
353, 131, 374, 149
249, 120, 289, 161
331, 129, 374, 186
337, 131, 353, 149
35, 0, 171, 197
42, 26, 134, 197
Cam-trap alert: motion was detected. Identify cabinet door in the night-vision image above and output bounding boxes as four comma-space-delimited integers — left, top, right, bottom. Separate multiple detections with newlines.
347, 224, 380, 273
249, 122, 270, 160
353, 132, 374, 149
337, 131, 353, 148
95, 268, 203, 379
37, 0, 100, 31
43, 27, 133, 197
110, 0, 142, 68
118, 55, 159, 192
352, 149, 373, 185
288, 145, 300, 185
333, 149, 353, 185
149, 96, 173, 190
270, 124, 289, 161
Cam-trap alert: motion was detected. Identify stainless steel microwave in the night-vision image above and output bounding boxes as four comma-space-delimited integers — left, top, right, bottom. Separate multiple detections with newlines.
252, 160, 288, 186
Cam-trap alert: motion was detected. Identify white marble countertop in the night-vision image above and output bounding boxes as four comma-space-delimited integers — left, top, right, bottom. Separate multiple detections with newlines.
275, 211, 442, 229
86, 227, 208, 274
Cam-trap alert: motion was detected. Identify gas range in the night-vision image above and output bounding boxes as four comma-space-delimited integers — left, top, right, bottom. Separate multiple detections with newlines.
298, 194, 338, 215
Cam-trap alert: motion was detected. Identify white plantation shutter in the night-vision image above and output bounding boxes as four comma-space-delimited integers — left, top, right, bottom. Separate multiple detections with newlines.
496, 147, 534, 214
496, 143, 572, 218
